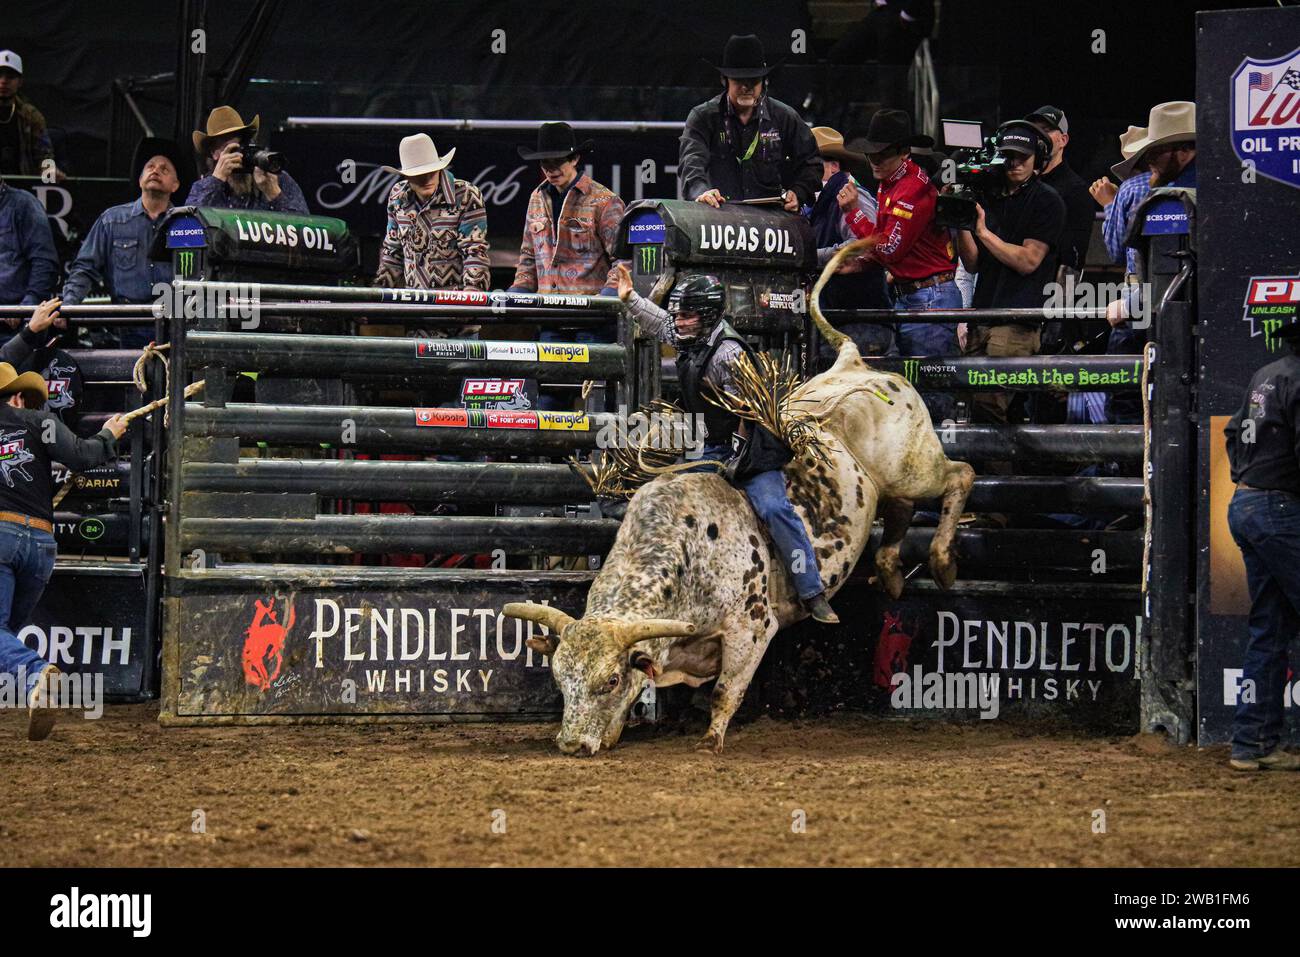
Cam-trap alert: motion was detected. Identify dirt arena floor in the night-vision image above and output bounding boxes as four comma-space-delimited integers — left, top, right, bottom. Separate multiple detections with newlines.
3, 704, 1298, 867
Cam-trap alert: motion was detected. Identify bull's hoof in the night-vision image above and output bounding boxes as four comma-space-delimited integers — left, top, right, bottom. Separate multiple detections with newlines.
929, 553, 957, 590
872, 564, 904, 600
695, 731, 724, 754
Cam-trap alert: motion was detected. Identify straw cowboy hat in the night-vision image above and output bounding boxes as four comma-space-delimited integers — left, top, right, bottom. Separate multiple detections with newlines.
192, 105, 260, 154
0, 362, 48, 408
812, 127, 867, 166
1111, 101, 1196, 180
1108, 124, 1149, 178
381, 134, 456, 177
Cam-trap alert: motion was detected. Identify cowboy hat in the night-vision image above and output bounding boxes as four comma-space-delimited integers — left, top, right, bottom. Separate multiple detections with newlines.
0, 361, 48, 408
812, 127, 867, 166
381, 134, 456, 177
517, 122, 594, 162
131, 136, 189, 194
1108, 124, 1149, 178
192, 106, 260, 154
704, 34, 781, 80
857, 109, 934, 155
1111, 101, 1196, 180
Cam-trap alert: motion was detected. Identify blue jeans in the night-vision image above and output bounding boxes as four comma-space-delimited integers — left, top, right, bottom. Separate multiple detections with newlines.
0, 525, 58, 699
537, 326, 617, 412
690, 444, 825, 600
1227, 489, 1300, 759
894, 279, 962, 422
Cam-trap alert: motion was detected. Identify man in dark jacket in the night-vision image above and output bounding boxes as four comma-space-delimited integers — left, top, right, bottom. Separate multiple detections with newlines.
0, 299, 127, 741
1223, 321, 1300, 771
679, 35, 821, 213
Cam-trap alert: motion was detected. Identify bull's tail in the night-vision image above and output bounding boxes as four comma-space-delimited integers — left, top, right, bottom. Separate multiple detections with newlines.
808, 236, 877, 353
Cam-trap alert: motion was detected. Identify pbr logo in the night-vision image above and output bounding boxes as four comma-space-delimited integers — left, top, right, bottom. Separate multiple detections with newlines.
1242, 275, 1300, 350
1231, 45, 1300, 189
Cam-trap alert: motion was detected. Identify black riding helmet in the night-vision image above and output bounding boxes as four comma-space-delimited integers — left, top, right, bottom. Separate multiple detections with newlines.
667, 274, 726, 342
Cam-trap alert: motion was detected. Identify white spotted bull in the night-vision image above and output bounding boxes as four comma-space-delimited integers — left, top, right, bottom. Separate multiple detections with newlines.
506, 236, 974, 754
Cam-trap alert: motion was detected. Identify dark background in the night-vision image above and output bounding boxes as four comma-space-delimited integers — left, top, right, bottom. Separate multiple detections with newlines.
2, 0, 1279, 182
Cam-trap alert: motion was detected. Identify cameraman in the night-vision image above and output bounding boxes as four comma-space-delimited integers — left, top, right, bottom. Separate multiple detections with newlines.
955, 120, 1064, 425
185, 107, 308, 214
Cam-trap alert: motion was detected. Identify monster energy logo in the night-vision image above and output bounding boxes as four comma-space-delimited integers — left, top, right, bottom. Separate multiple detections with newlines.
902, 359, 920, 382
1263, 319, 1285, 353
638, 245, 660, 273
177, 250, 195, 275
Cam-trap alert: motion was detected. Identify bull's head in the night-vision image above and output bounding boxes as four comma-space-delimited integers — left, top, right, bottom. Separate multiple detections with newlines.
504, 602, 697, 756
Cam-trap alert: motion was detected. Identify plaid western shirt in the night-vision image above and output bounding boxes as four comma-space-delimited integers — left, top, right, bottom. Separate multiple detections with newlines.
510, 173, 625, 294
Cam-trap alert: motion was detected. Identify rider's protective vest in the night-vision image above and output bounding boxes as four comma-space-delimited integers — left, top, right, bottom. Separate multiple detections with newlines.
675, 319, 754, 447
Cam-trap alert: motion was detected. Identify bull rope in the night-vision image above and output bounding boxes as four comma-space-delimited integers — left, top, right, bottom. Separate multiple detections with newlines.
129, 342, 205, 428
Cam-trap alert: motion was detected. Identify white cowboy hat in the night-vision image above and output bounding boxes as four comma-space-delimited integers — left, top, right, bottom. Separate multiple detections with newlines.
1111, 102, 1195, 180
381, 134, 455, 178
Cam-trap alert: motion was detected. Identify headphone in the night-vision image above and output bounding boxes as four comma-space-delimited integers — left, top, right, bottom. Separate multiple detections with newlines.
993, 120, 1053, 173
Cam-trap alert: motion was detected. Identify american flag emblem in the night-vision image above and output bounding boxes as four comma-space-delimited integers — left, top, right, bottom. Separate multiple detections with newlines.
1248, 71, 1272, 91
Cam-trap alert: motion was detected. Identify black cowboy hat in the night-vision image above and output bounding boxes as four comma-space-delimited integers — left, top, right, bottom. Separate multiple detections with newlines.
131, 136, 190, 196
517, 122, 595, 162
857, 109, 935, 155
704, 34, 781, 80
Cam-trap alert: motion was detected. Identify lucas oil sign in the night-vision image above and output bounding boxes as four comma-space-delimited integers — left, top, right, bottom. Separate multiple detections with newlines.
1231, 44, 1300, 189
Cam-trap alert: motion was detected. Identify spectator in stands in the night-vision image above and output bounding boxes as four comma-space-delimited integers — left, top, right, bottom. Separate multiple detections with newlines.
62, 138, 185, 348
1025, 107, 1095, 279
0, 175, 59, 315
1104, 102, 1196, 426
844, 109, 961, 420
1092, 125, 1151, 288
0, 298, 128, 741
679, 35, 820, 212
0, 51, 60, 180
185, 106, 308, 214
827, 1, 935, 66
955, 120, 1065, 426
806, 126, 893, 361
509, 122, 624, 316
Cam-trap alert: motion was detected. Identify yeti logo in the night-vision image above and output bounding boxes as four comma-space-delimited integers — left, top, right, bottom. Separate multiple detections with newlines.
0, 432, 35, 487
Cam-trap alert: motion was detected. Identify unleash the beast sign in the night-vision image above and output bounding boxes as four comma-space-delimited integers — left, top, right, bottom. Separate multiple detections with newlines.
1232, 44, 1300, 189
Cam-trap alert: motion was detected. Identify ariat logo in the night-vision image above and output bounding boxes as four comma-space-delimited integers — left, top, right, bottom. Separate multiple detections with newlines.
638, 245, 660, 273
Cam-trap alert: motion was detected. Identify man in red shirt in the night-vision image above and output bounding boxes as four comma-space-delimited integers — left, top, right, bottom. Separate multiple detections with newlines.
840, 109, 961, 421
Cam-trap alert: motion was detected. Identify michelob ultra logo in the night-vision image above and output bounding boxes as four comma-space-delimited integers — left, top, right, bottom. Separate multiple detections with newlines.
538, 343, 590, 363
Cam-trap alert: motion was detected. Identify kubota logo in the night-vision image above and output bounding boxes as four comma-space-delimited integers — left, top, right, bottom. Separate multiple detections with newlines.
242, 597, 296, 692
638, 245, 660, 273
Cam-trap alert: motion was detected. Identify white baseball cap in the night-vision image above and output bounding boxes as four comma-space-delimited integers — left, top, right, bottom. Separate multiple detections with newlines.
0, 51, 22, 75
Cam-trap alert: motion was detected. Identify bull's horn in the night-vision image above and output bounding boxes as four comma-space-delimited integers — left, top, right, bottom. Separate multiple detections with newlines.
809, 235, 876, 351
620, 619, 698, 646
502, 602, 576, 636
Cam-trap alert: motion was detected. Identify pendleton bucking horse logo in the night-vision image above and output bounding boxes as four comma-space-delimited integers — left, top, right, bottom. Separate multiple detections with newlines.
0, 431, 35, 487
1231, 45, 1300, 190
